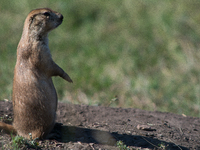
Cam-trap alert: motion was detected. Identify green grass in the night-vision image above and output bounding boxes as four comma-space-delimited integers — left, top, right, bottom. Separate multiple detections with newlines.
117, 140, 130, 150
0, 0, 200, 117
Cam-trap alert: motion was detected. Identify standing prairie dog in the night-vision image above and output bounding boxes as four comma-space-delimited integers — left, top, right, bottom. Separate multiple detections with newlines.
0, 8, 72, 139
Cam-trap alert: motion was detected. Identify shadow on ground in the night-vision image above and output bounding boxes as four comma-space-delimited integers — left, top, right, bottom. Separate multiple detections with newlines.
61, 125, 188, 150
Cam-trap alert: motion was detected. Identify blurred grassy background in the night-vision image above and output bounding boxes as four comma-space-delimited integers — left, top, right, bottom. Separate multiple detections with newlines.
0, 0, 200, 117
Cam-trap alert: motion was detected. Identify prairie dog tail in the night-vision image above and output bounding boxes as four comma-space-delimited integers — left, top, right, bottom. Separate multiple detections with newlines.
0, 122, 17, 135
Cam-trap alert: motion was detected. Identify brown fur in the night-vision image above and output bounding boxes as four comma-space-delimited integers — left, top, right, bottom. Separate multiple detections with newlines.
0, 122, 16, 134
0, 8, 72, 139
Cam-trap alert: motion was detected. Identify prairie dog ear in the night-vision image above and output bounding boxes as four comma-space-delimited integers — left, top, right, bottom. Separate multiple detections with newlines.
29, 14, 42, 27
29, 15, 36, 24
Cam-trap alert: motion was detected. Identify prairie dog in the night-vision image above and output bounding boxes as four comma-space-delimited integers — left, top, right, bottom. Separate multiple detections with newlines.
0, 8, 72, 139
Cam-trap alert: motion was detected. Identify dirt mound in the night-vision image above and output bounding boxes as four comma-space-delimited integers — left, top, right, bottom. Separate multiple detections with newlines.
0, 100, 200, 149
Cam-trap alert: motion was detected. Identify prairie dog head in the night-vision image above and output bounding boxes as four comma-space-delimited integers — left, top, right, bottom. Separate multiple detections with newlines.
22, 8, 63, 41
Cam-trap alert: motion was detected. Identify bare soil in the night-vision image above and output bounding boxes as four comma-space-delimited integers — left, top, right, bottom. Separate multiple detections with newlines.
0, 100, 200, 149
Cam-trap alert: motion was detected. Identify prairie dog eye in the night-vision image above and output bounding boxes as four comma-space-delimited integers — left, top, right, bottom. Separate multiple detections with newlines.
43, 12, 50, 17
